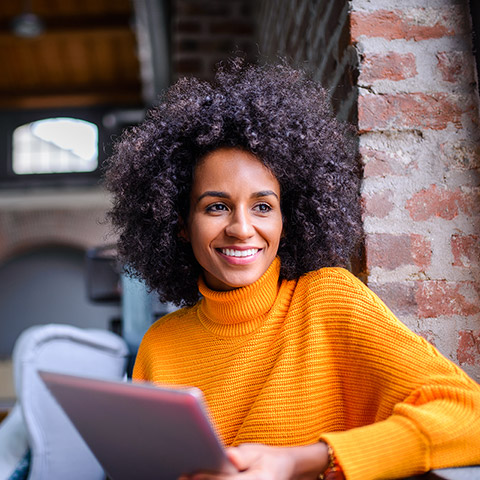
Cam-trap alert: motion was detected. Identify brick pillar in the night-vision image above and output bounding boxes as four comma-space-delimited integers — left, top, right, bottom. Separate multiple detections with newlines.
351, 0, 480, 380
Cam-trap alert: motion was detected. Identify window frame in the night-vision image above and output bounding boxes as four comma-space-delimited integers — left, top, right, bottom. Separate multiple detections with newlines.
0, 106, 120, 189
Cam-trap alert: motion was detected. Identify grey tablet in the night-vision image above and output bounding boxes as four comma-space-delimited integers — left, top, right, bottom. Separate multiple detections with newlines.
39, 370, 236, 480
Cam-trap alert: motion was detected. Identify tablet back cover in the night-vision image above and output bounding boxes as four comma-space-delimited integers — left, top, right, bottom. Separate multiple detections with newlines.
39, 370, 234, 480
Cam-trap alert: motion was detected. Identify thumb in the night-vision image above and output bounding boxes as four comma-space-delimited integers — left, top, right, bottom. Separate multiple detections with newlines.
226, 444, 261, 472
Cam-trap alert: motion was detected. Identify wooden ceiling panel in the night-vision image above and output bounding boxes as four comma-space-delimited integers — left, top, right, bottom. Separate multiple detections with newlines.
0, 0, 133, 23
0, 0, 142, 109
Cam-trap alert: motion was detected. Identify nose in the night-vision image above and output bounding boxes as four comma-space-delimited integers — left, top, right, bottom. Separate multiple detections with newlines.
225, 208, 255, 239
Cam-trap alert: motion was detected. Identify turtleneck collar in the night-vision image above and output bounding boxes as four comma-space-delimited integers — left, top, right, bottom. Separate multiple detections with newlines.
197, 257, 282, 336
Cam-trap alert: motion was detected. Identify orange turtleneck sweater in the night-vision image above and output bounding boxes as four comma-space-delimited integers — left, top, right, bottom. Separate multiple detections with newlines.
133, 258, 480, 480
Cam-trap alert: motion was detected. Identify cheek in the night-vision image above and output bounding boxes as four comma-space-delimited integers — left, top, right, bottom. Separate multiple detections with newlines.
259, 219, 283, 250
270, 217, 284, 245
188, 217, 215, 252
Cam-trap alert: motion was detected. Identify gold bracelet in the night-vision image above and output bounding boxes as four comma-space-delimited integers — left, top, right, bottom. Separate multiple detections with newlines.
318, 443, 344, 480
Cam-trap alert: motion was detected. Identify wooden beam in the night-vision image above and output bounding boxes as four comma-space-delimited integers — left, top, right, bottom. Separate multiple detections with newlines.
0, 26, 135, 43
0, 91, 142, 109
0, 13, 133, 34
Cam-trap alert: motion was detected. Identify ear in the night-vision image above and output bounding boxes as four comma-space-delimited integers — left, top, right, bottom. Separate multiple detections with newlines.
178, 217, 190, 242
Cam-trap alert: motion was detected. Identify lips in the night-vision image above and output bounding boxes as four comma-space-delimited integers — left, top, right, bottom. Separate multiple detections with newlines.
220, 248, 259, 257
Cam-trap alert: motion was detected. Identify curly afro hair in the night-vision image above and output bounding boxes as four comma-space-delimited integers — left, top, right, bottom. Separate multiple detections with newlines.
104, 59, 362, 307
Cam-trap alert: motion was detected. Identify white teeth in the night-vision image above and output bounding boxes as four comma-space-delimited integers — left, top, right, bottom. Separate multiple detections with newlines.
221, 248, 258, 257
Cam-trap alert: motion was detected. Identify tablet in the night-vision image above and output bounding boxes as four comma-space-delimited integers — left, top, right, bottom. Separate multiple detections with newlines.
39, 370, 236, 480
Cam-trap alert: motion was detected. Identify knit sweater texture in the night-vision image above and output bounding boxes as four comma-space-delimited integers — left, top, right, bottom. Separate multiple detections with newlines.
133, 258, 480, 480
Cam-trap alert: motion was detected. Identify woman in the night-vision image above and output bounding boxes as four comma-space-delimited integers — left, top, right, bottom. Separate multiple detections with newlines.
105, 60, 480, 480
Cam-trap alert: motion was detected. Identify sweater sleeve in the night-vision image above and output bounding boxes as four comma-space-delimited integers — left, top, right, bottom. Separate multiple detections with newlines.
132, 339, 148, 381
317, 269, 480, 480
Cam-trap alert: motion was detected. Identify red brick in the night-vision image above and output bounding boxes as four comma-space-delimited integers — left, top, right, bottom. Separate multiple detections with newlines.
411, 235, 432, 269
366, 233, 431, 270
369, 281, 417, 316
361, 147, 418, 178
362, 191, 394, 219
437, 51, 474, 83
416, 281, 480, 318
358, 93, 464, 132
457, 330, 480, 366
406, 185, 474, 221
451, 234, 480, 267
360, 52, 417, 83
351, 8, 459, 42
362, 149, 393, 177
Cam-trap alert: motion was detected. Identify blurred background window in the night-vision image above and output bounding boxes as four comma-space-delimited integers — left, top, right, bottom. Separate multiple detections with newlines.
13, 117, 98, 175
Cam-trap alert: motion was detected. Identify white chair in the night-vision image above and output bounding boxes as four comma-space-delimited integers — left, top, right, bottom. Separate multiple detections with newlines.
0, 324, 129, 480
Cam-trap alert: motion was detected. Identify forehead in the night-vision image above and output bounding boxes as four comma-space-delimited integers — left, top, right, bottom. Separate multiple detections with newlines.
192, 148, 280, 193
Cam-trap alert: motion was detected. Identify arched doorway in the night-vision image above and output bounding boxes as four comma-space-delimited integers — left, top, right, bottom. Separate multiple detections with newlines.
0, 245, 120, 358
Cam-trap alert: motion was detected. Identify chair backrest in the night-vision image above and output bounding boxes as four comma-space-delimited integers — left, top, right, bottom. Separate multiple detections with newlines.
12, 324, 129, 480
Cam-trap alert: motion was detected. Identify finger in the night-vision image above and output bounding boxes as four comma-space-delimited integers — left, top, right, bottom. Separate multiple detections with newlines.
226, 445, 262, 472
226, 448, 245, 471
190, 472, 264, 480
189, 473, 237, 480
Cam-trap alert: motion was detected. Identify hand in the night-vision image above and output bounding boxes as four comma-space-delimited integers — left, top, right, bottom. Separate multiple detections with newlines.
180, 442, 329, 480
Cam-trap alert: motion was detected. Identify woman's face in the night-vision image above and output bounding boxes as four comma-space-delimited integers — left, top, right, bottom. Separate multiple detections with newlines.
185, 147, 283, 291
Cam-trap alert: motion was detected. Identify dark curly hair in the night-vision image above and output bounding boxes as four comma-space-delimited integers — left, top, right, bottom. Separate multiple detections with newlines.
104, 59, 362, 306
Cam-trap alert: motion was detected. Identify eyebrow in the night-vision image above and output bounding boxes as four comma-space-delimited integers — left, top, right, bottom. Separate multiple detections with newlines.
196, 190, 279, 202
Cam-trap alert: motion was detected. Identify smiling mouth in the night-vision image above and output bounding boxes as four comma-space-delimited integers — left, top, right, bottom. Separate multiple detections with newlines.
219, 248, 260, 258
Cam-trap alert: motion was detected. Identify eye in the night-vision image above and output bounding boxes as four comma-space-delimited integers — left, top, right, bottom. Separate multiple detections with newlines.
206, 203, 228, 213
253, 203, 272, 213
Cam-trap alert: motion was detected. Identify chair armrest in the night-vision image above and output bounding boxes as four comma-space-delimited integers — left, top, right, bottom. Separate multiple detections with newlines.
0, 404, 29, 479
12, 324, 128, 480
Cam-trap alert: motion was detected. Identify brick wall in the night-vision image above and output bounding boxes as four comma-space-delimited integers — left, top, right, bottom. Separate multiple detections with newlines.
0, 192, 113, 264
256, 0, 358, 122
257, 0, 480, 380
171, 0, 256, 82
354, 0, 480, 381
